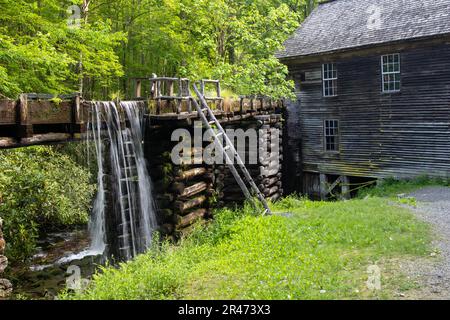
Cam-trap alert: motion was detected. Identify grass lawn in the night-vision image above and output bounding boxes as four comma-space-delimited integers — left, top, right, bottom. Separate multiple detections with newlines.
63, 190, 433, 300
358, 176, 450, 199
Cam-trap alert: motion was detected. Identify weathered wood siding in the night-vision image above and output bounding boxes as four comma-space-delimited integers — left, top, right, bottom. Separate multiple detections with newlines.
287, 42, 450, 180
282, 100, 303, 194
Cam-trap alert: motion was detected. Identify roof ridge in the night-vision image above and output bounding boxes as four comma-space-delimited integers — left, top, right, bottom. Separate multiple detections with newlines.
278, 0, 450, 59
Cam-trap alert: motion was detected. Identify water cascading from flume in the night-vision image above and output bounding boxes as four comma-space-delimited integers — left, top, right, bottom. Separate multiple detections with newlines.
87, 101, 158, 260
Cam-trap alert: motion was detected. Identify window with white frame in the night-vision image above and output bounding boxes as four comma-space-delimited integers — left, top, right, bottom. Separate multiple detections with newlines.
324, 120, 339, 152
381, 54, 401, 92
322, 63, 337, 97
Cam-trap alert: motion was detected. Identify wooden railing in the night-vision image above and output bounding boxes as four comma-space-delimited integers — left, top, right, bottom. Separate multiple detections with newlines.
0, 93, 86, 149
133, 77, 283, 116
1, 78, 284, 149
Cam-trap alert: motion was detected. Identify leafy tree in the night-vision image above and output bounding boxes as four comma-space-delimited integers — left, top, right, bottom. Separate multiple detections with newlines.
0, 146, 96, 262
0, 0, 318, 99
0, 0, 124, 98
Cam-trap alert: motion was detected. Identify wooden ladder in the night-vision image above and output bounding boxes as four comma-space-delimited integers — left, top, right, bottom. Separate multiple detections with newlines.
191, 83, 272, 215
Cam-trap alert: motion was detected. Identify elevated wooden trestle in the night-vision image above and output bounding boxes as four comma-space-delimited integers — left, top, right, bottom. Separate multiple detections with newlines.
0, 77, 286, 240
1, 78, 284, 149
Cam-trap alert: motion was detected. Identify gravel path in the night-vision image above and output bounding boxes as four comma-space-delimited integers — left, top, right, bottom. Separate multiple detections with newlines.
401, 186, 450, 299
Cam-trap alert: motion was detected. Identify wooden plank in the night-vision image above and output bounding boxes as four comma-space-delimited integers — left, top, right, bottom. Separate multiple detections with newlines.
135, 80, 142, 98
28, 100, 72, 124
18, 94, 33, 138
0, 100, 16, 125
176, 208, 208, 229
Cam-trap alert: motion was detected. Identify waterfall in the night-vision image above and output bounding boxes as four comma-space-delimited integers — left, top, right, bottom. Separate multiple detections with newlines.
88, 102, 107, 254
57, 100, 157, 264
86, 101, 157, 260
121, 101, 158, 252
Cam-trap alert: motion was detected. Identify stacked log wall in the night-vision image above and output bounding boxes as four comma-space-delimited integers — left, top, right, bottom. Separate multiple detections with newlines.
145, 125, 213, 240
214, 114, 284, 206
145, 113, 284, 238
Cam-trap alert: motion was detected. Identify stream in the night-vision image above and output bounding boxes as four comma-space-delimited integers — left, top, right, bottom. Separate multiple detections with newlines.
8, 227, 103, 299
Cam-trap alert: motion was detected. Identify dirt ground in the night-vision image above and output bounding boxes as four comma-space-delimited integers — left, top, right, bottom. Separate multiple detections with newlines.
398, 186, 450, 299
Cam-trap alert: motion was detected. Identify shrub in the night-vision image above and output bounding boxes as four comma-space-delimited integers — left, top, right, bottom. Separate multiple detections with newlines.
0, 146, 96, 262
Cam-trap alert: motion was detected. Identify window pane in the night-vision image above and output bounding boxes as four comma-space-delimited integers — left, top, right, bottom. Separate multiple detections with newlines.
323, 64, 337, 96
382, 54, 401, 92
393, 62, 399, 72
325, 120, 339, 151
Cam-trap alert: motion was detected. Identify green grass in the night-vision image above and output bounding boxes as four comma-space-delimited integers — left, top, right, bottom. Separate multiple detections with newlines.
358, 176, 450, 199
62, 195, 431, 300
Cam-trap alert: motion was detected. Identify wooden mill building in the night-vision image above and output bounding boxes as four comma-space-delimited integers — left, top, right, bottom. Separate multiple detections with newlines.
278, 0, 450, 198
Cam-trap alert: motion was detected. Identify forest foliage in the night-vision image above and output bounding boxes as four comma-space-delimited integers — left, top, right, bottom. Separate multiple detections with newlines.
0, 0, 318, 99
0, 146, 95, 262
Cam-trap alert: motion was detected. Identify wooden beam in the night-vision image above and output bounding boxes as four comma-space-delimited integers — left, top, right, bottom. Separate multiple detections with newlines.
135, 80, 142, 98
17, 94, 33, 138
21, 133, 72, 145
173, 181, 209, 198
174, 195, 207, 214
174, 167, 208, 181
341, 176, 350, 200
327, 176, 342, 195
320, 173, 328, 200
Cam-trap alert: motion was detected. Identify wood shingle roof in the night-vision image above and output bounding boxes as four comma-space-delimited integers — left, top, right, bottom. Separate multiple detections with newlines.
277, 0, 450, 59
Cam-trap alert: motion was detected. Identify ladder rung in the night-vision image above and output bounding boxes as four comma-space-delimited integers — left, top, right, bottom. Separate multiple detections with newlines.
193, 83, 272, 215
120, 176, 138, 181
